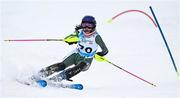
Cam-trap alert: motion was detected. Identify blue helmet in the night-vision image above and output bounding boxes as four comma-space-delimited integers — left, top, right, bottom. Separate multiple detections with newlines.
81, 15, 96, 28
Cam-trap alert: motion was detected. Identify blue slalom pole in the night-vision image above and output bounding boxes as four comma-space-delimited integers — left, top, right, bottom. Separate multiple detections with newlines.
149, 6, 179, 76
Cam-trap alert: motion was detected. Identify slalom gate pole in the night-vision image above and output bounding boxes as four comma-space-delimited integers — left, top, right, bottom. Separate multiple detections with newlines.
105, 59, 157, 87
4, 39, 64, 42
107, 9, 157, 28
149, 6, 179, 76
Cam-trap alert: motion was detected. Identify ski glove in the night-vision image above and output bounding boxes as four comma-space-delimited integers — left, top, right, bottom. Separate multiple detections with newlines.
94, 54, 107, 62
75, 25, 82, 31
64, 34, 79, 45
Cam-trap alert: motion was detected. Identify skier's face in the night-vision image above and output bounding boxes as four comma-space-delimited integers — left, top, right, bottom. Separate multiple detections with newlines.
83, 27, 95, 37
83, 27, 93, 33
81, 22, 95, 37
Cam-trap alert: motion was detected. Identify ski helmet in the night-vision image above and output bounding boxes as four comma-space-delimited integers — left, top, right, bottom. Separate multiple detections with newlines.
81, 15, 96, 29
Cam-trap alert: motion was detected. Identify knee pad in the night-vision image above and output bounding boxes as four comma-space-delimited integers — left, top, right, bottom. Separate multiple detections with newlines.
76, 62, 87, 69
77, 62, 91, 71
64, 62, 87, 79
48, 62, 66, 72
57, 62, 66, 71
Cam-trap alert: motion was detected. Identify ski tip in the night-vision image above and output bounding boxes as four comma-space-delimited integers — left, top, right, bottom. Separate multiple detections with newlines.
71, 84, 83, 90
37, 80, 47, 87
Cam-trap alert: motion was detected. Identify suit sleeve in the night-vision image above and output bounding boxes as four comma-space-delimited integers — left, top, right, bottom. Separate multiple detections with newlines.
95, 35, 108, 56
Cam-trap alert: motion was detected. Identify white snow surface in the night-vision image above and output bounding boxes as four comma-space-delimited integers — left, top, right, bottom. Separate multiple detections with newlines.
1, 0, 180, 98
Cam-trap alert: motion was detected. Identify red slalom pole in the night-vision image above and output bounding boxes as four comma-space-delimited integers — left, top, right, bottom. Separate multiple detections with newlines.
4, 39, 64, 42
108, 9, 157, 28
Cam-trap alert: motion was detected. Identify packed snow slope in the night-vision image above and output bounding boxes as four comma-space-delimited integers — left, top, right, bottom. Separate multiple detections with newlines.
1, 0, 180, 98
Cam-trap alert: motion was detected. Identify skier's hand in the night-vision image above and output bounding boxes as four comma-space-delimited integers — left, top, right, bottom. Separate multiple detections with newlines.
75, 25, 82, 31
64, 35, 79, 45
66, 41, 77, 45
96, 52, 106, 56
94, 54, 107, 62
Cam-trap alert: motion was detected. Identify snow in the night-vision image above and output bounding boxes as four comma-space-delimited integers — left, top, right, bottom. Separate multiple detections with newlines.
1, 0, 180, 98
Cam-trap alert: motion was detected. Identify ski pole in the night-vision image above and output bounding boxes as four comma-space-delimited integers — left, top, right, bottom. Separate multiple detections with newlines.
94, 54, 157, 87
105, 60, 156, 87
4, 39, 64, 42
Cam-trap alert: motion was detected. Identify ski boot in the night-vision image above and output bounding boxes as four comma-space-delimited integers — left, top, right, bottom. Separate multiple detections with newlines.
48, 70, 67, 82
31, 62, 66, 82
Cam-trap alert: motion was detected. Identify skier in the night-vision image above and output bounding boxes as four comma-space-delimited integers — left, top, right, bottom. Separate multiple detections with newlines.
32, 15, 108, 82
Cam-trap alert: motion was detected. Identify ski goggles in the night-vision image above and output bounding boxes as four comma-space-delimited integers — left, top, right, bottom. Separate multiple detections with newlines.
81, 23, 94, 28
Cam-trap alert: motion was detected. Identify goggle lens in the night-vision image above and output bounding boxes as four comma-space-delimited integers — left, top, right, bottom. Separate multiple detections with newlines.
81, 23, 94, 28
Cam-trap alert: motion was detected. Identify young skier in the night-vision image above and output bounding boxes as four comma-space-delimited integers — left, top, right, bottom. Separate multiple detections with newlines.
32, 15, 108, 82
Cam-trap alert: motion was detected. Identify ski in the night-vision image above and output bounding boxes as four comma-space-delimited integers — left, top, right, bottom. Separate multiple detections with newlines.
37, 79, 83, 90
16, 78, 83, 90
